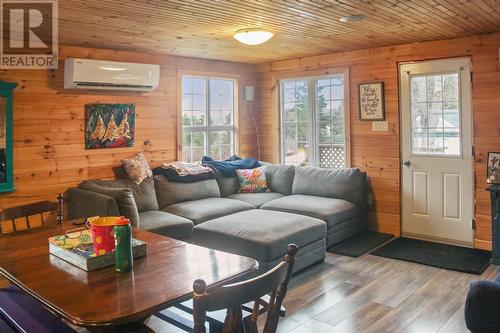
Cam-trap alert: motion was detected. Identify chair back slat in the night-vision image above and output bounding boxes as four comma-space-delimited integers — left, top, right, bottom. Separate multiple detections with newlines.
205, 261, 288, 311
193, 244, 298, 333
0, 199, 61, 234
0, 201, 57, 222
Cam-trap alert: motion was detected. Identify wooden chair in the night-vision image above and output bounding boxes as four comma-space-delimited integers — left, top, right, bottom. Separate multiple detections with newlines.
192, 244, 298, 333
0, 194, 75, 333
0, 194, 63, 233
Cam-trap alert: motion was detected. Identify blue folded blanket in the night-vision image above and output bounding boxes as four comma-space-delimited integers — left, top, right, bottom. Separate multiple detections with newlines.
202, 155, 261, 177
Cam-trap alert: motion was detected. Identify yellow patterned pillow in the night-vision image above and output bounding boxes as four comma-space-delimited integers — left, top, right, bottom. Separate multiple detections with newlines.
236, 167, 270, 193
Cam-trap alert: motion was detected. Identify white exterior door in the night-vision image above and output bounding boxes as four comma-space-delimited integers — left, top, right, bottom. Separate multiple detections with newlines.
400, 58, 474, 246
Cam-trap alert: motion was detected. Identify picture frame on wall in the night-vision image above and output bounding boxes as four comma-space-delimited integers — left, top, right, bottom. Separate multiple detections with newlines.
85, 103, 135, 149
487, 152, 500, 184
358, 82, 385, 121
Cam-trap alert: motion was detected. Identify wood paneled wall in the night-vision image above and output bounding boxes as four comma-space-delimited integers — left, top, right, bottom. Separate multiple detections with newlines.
1, 33, 498, 249
0, 45, 256, 211
255, 32, 500, 250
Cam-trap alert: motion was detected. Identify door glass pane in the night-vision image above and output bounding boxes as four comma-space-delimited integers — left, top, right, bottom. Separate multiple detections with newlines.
410, 73, 460, 156
281, 79, 310, 166
316, 77, 345, 168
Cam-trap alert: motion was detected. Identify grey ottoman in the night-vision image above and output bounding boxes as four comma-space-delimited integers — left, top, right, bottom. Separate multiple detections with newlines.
192, 209, 326, 274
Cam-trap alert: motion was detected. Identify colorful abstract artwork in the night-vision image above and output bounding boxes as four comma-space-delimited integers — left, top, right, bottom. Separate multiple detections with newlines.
85, 104, 135, 149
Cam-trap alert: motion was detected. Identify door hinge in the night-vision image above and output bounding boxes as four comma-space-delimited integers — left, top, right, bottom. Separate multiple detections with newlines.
472, 145, 475, 158
472, 218, 476, 230
470, 72, 473, 88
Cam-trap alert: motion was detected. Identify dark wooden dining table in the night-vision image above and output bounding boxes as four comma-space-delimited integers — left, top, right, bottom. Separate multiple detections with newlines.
0, 221, 258, 332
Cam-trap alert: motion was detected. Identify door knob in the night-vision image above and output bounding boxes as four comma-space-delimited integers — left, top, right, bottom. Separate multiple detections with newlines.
403, 160, 411, 167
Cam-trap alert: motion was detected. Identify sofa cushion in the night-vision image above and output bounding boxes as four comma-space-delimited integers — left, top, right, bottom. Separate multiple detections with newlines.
261, 194, 359, 228
79, 181, 140, 227
138, 210, 194, 240
226, 192, 284, 208
264, 164, 295, 195
91, 177, 159, 212
154, 176, 220, 209
164, 198, 253, 225
192, 209, 326, 261
292, 166, 367, 206
217, 176, 240, 197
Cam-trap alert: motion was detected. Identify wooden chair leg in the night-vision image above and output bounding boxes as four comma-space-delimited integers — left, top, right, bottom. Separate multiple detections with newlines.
223, 306, 244, 333
246, 300, 259, 333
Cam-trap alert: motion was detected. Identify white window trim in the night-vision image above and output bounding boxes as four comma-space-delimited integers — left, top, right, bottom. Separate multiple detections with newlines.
277, 69, 351, 168
177, 70, 239, 161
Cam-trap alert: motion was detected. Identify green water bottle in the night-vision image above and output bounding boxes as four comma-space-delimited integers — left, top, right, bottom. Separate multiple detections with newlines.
114, 217, 133, 273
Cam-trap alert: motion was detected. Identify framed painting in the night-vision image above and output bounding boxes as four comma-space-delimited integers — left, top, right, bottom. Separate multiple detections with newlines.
85, 104, 135, 149
487, 152, 500, 184
358, 82, 385, 121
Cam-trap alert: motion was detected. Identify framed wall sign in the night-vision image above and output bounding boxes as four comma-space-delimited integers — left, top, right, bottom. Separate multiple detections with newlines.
358, 82, 385, 121
487, 152, 500, 184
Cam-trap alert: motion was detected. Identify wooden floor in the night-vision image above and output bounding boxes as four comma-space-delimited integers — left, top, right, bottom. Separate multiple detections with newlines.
138, 251, 499, 333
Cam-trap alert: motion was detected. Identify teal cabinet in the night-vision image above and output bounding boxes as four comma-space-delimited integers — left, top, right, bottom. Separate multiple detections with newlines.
0, 80, 17, 193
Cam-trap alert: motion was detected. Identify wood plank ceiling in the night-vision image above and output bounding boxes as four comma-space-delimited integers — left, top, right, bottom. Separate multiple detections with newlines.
60, 0, 500, 63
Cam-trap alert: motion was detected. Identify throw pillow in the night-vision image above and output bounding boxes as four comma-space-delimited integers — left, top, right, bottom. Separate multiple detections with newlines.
121, 152, 152, 185
236, 167, 270, 193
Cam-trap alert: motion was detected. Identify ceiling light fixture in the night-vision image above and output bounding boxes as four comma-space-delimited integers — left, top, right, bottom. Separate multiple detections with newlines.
339, 15, 365, 23
233, 29, 273, 46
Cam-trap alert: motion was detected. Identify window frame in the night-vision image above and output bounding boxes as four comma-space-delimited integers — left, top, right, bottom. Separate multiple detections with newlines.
177, 71, 239, 162
275, 68, 350, 168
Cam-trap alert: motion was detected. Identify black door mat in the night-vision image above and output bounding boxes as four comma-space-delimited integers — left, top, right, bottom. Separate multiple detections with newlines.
370, 237, 491, 275
328, 231, 394, 258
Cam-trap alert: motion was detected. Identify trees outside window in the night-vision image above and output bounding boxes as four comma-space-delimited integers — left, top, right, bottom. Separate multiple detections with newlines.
181, 76, 236, 162
280, 74, 348, 168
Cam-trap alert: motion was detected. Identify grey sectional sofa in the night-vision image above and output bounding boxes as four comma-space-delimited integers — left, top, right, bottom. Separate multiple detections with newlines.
66, 164, 368, 273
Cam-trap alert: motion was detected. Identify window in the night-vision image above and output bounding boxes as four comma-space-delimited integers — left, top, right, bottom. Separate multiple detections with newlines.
181, 76, 236, 162
280, 74, 348, 168
410, 73, 460, 156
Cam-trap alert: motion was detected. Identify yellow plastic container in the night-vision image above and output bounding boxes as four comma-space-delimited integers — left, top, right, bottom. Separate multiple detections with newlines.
86, 216, 121, 226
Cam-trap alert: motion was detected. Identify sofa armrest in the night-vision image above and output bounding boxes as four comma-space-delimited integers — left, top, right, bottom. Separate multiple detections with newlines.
65, 187, 120, 220
465, 280, 500, 332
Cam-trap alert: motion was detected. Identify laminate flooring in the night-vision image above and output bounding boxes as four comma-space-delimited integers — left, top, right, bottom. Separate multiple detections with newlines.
77, 251, 500, 333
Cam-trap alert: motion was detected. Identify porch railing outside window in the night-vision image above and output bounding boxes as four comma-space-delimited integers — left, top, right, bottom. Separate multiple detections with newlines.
280, 74, 348, 168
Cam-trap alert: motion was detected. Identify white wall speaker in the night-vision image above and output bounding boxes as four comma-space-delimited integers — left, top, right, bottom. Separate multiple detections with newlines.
244, 85, 255, 102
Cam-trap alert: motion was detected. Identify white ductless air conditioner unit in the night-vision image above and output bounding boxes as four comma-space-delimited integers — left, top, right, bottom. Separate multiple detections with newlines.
64, 58, 160, 91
